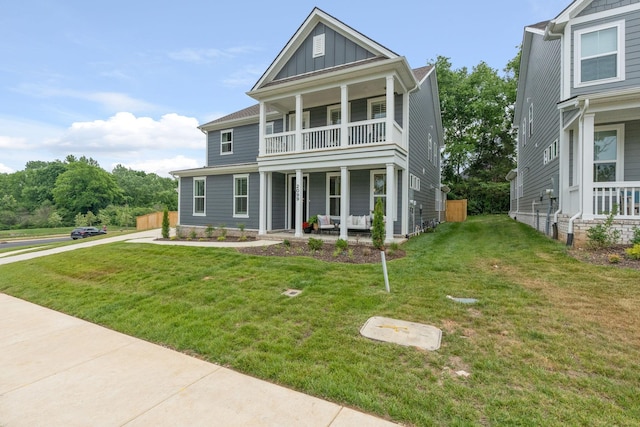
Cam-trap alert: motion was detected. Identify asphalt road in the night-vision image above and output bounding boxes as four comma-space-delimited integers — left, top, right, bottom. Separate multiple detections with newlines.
0, 237, 72, 249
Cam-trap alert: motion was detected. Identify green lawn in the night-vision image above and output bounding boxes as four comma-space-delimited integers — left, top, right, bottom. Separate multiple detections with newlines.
1, 216, 639, 426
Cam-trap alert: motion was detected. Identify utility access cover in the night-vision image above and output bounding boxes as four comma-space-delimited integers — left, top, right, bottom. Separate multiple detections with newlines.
360, 316, 442, 351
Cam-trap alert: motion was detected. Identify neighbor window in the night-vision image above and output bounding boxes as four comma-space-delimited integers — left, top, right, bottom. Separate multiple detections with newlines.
593, 125, 624, 182
193, 177, 205, 216
234, 174, 249, 217
575, 21, 625, 86
371, 170, 387, 212
327, 173, 341, 217
528, 103, 533, 137
428, 133, 433, 163
221, 129, 233, 154
521, 118, 527, 146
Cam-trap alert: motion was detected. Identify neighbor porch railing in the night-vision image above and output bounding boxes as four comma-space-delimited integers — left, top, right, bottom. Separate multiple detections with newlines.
263, 118, 402, 155
593, 182, 640, 218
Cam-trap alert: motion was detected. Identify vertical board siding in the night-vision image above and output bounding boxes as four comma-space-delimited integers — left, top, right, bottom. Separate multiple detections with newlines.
518, 32, 562, 215
275, 23, 377, 80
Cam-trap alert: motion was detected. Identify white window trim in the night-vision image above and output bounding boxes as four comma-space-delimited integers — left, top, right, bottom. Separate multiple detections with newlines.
574, 20, 625, 88
521, 119, 527, 146
220, 129, 233, 155
193, 177, 206, 216
528, 103, 533, 137
233, 174, 249, 218
326, 172, 341, 217
367, 96, 387, 120
594, 124, 625, 182
370, 169, 387, 212
410, 173, 421, 191
265, 122, 274, 135
428, 133, 433, 164
312, 33, 325, 58
288, 111, 310, 131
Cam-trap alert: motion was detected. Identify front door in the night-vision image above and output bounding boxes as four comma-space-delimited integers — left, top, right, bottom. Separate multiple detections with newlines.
289, 175, 309, 229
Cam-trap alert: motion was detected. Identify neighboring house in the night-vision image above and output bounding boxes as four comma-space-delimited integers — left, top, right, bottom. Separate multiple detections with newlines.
509, 0, 640, 246
172, 8, 444, 242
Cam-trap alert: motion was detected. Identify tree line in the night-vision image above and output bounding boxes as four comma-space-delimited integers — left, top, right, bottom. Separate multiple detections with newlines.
433, 51, 520, 214
0, 155, 177, 230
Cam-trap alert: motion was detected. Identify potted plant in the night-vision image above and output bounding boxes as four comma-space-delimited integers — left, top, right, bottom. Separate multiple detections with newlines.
308, 215, 319, 232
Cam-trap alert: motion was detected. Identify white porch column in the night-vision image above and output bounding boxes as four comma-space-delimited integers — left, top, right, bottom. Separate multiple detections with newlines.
340, 166, 349, 240
386, 75, 395, 143
259, 171, 267, 235
385, 163, 395, 243
267, 172, 273, 231
340, 84, 349, 147
581, 113, 595, 218
295, 169, 303, 237
295, 95, 303, 152
401, 168, 408, 236
258, 102, 266, 156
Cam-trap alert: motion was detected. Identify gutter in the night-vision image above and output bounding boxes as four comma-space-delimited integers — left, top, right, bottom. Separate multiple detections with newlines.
566, 99, 591, 246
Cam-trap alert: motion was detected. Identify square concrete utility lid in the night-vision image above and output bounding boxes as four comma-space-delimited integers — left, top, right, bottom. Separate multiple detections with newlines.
360, 316, 442, 351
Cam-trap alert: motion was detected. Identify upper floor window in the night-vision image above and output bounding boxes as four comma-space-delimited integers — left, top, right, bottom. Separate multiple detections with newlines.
575, 21, 625, 87
221, 129, 233, 155
193, 177, 205, 216
368, 97, 386, 119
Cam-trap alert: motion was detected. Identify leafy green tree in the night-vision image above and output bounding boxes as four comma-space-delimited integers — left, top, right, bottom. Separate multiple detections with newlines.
20, 160, 67, 211
53, 161, 123, 221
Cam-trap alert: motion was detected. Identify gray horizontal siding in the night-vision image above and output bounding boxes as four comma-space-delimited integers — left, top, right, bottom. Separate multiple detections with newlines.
571, 9, 640, 96
578, 0, 640, 17
207, 123, 259, 167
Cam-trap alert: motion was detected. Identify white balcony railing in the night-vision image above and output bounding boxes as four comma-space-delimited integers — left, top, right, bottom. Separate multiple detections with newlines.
593, 183, 640, 218
262, 119, 400, 156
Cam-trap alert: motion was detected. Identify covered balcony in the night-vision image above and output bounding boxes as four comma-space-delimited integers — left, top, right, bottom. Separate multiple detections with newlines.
256, 73, 408, 159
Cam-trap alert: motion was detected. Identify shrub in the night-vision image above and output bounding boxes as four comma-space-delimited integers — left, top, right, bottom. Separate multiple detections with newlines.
371, 198, 385, 250
237, 223, 247, 241
586, 207, 620, 249
283, 239, 291, 247
626, 244, 640, 260
218, 224, 227, 238
205, 224, 215, 239
189, 229, 197, 240
631, 226, 640, 245
308, 237, 323, 252
161, 207, 170, 239
335, 238, 348, 251
609, 254, 621, 264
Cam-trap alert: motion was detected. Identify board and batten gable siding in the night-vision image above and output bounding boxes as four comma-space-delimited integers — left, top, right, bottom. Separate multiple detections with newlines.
577, 0, 640, 17
408, 73, 440, 222
275, 23, 377, 81
518, 30, 562, 213
570, 9, 640, 97
207, 123, 259, 167
178, 173, 260, 229
624, 120, 640, 180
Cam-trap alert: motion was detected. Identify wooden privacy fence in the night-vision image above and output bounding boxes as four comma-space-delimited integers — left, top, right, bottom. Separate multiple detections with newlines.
136, 211, 178, 230
446, 200, 467, 223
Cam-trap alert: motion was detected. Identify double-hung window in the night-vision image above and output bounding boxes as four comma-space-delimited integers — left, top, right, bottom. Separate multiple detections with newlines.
233, 174, 249, 218
593, 124, 624, 182
221, 129, 233, 154
193, 177, 205, 216
575, 21, 625, 87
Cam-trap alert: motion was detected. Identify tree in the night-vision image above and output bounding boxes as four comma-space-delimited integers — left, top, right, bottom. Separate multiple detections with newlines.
431, 52, 519, 213
162, 207, 170, 239
53, 161, 123, 220
371, 198, 385, 250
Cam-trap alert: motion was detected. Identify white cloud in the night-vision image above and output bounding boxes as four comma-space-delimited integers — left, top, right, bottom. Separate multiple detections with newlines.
0, 135, 28, 149
116, 155, 202, 177
48, 112, 203, 154
0, 163, 15, 174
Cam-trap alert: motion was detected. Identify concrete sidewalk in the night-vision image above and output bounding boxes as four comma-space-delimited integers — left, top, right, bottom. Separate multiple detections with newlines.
0, 234, 401, 426
0, 294, 400, 426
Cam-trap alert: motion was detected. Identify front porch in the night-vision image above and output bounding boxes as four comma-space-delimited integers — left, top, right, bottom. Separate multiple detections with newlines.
567, 183, 640, 219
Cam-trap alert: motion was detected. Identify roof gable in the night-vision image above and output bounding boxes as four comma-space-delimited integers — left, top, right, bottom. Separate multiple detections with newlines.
251, 7, 399, 91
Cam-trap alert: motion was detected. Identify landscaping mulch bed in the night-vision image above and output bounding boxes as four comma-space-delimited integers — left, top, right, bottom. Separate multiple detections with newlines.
569, 245, 640, 270
237, 241, 405, 264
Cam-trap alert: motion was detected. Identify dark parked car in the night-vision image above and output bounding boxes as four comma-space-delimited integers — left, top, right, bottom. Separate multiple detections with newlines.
70, 227, 106, 240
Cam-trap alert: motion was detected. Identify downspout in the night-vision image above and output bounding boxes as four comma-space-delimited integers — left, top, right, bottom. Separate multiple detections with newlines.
567, 99, 589, 246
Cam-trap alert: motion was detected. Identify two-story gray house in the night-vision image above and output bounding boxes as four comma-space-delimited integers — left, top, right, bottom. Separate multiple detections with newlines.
509, 0, 640, 246
172, 8, 444, 242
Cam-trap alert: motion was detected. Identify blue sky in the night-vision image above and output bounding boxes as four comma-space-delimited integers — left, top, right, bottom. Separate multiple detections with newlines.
0, 0, 570, 176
